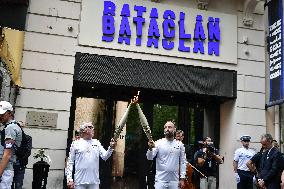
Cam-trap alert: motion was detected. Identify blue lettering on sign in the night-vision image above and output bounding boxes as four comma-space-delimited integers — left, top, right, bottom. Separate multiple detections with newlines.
178, 12, 191, 52
207, 17, 220, 56
193, 15, 205, 54
147, 8, 160, 48
101, 1, 221, 56
162, 10, 175, 50
102, 1, 116, 42
133, 5, 146, 46
118, 4, 131, 45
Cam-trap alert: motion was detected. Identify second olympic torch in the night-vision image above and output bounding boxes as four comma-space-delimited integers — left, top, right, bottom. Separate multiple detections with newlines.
113, 103, 131, 141
136, 103, 153, 141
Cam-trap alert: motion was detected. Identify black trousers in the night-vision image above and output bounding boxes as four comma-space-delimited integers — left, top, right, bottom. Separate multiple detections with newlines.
266, 181, 280, 189
237, 169, 254, 189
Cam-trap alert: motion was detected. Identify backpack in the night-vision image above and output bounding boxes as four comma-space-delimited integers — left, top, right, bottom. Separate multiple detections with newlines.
0, 122, 32, 167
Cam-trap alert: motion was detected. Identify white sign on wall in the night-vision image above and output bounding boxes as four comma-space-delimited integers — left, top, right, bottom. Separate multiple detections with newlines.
79, 0, 237, 64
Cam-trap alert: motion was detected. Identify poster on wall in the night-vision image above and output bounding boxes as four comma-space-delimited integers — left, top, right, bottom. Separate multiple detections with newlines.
268, 0, 284, 105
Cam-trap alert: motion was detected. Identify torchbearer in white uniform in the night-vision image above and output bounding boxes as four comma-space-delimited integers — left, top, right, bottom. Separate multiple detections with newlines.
146, 121, 186, 189
66, 122, 116, 189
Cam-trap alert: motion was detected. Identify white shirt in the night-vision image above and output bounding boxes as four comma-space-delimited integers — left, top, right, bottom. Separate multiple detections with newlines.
66, 138, 113, 185
234, 146, 255, 171
146, 138, 186, 182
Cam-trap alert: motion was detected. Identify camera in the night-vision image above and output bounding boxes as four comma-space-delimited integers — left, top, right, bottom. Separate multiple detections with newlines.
205, 144, 216, 153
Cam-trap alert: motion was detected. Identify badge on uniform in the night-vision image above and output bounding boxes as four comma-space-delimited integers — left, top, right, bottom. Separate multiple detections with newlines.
4, 142, 13, 149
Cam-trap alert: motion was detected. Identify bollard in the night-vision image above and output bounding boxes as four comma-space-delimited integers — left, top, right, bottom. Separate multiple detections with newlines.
32, 160, 50, 189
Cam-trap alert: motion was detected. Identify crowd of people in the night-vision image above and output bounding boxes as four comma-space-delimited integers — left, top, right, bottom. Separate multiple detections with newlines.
65, 119, 225, 189
65, 121, 284, 189
1, 98, 284, 189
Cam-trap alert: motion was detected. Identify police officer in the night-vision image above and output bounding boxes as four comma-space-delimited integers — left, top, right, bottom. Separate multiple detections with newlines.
233, 135, 256, 189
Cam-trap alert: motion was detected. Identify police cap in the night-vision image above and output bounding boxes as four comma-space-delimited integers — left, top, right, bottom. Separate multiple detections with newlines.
240, 135, 251, 142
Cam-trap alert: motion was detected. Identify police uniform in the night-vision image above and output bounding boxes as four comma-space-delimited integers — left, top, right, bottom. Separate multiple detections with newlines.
234, 135, 255, 189
146, 138, 186, 189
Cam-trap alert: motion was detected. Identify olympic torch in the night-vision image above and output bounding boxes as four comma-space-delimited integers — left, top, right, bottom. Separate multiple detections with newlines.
113, 103, 131, 141
136, 103, 153, 142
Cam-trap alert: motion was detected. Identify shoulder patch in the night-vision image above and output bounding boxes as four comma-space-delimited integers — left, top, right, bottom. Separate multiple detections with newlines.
4, 139, 15, 149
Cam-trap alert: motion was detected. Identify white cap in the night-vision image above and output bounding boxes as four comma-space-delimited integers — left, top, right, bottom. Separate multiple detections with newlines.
0, 101, 13, 114
79, 122, 93, 132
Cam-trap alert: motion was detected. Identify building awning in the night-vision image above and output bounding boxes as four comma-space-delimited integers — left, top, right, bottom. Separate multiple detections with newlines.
74, 53, 237, 102
0, 27, 24, 86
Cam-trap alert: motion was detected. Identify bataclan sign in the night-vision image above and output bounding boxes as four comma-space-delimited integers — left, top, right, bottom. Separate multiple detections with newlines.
102, 1, 220, 56
78, 0, 237, 64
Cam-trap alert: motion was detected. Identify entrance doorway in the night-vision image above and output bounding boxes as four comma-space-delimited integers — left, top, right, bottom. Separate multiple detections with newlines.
67, 53, 236, 189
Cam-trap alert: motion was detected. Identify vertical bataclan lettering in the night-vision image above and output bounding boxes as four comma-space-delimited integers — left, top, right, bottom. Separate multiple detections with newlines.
162, 10, 175, 50
133, 5, 146, 46
118, 4, 131, 45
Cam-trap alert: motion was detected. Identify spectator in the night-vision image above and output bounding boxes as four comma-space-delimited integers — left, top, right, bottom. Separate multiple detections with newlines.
194, 137, 223, 189
11, 121, 32, 189
257, 134, 282, 189
0, 101, 22, 189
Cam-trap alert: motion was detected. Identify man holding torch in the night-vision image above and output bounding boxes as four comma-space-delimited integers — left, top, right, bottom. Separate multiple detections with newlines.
66, 122, 116, 189
146, 121, 186, 189
130, 93, 186, 189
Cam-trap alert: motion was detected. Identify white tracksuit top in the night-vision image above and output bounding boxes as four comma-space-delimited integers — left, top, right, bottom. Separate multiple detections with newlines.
146, 138, 186, 182
66, 138, 113, 185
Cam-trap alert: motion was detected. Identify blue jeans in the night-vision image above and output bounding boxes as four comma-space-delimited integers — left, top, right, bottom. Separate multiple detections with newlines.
12, 165, 25, 189
0, 170, 14, 189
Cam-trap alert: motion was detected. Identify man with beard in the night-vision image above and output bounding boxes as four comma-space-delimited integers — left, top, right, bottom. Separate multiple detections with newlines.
146, 121, 186, 189
194, 137, 223, 189
66, 122, 116, 189
233, 135, 255, 189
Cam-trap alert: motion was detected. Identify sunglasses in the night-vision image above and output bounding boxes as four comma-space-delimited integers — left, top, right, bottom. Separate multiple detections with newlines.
86, 125, 94, 129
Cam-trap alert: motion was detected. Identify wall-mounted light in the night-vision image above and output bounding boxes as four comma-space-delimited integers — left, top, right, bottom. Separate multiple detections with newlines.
197, 0, 210, 10
242, 36, 248, 44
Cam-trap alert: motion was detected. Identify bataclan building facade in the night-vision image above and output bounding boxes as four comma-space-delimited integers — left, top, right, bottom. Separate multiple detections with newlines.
0, 0, 269, 188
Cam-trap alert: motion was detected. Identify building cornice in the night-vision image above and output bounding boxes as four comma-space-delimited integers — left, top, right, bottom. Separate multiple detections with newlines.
243, 0, 264, 26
